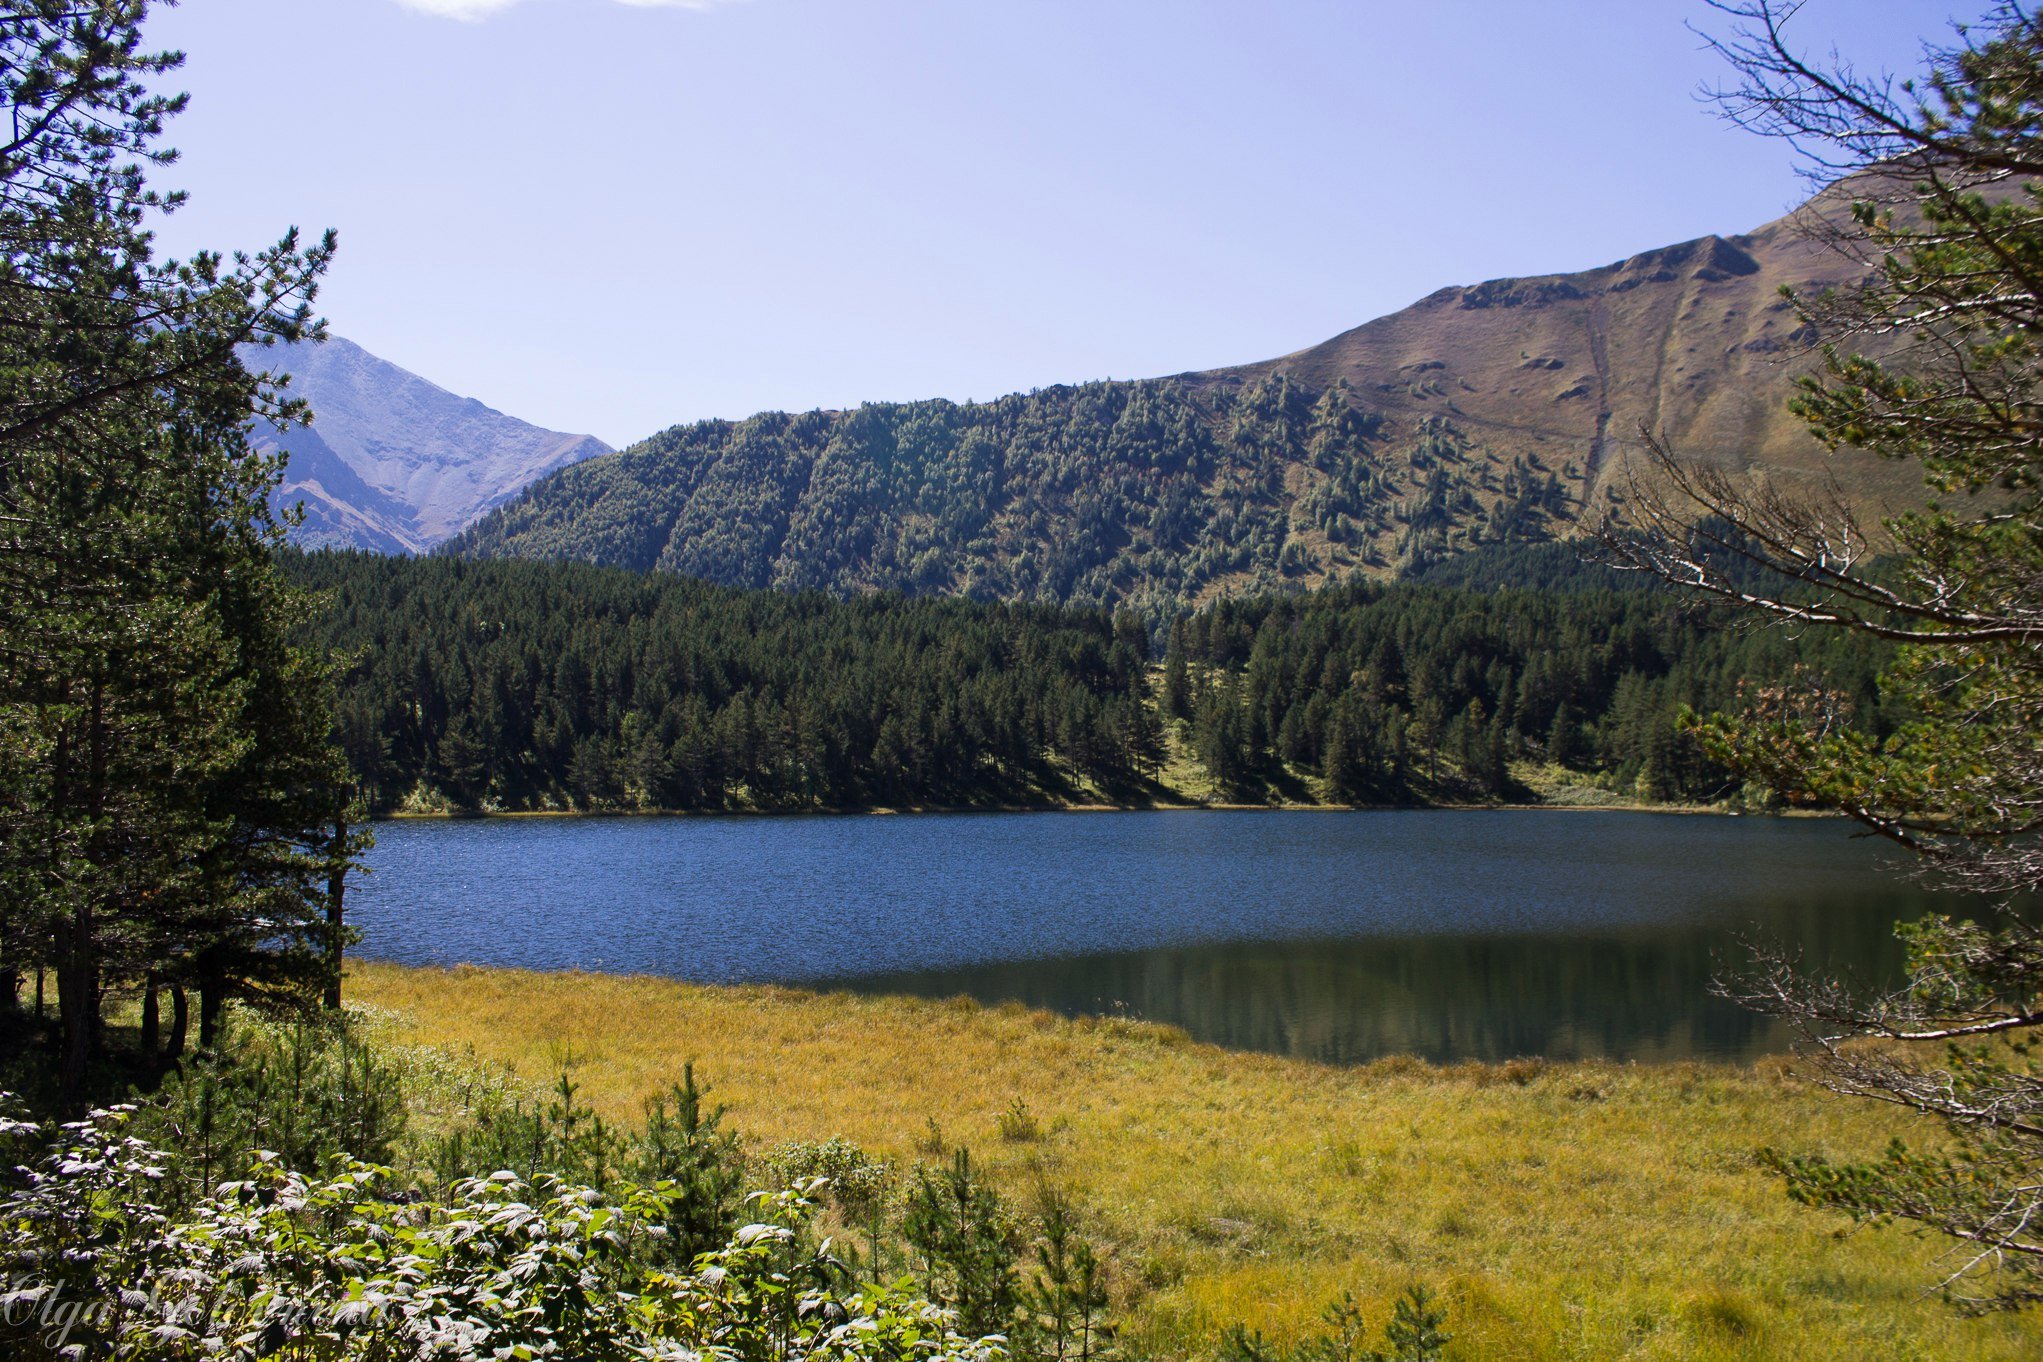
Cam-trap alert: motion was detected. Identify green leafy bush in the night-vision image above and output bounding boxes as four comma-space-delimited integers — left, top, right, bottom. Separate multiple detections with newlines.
0, 1098, 1004, 1362
766, 1137, 898, 1281
138, 1016, 407, 1207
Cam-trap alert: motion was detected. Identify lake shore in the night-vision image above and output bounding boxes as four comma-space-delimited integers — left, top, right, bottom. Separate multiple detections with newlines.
378, 752, 1772, 822
348, 961, 2040, 1362
378, 794, 1772, 821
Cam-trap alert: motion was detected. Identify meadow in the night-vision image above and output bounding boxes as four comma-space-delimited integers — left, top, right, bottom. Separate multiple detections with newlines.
350, 962, 2043, 1362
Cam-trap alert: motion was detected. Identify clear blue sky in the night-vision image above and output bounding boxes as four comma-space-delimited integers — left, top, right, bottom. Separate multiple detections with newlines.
146, 0, 1969, 446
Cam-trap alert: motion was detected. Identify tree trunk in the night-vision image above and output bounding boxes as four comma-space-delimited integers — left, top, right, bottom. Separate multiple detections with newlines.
58, 677, 109, 1109
165, 983, 188, 1062
198, 978, 223, 1049
56, 904, 97, 1111
324, 817, 347, 1010
0, 902, 13, 1016
140, 974, 160, 1057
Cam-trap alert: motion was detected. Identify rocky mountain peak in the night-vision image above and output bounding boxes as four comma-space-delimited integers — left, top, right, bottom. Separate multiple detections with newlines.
250, 336, 612, 553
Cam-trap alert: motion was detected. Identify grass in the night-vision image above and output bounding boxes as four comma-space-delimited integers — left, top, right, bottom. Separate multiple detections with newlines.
349, 961, 2041, 1362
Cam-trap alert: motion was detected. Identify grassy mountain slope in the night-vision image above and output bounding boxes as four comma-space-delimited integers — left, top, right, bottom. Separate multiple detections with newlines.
1213, 176, 1925, 512
451, 182, 1913, 610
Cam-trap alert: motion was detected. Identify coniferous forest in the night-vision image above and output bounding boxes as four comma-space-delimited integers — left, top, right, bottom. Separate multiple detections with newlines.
293, 545, 1894, 815
448, 375, 1576, 619
14, 4, 2043, 1359
293, 551, 1160, 812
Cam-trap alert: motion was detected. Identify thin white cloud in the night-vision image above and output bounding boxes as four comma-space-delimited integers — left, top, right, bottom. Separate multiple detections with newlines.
396, 0, 747, 19
396, 0, 520, 18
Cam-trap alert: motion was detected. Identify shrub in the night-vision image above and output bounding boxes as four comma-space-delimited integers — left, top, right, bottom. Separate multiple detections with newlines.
997, 1098, 1045, 1143
137, 1016, 407, 1207
766, 1136, 898, 1280
905, 1149, 1025, 1338
1219, 1286, 1449, 1362
0, 1096, 1005, 1362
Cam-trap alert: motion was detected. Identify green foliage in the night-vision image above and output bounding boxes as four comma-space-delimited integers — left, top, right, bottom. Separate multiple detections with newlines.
450, 373, 1558, 617
139, 1016, 406, 1209
294, 545, 1891, 813
1376, 1288, 1450, 1362
290, 551, 1157, 812
765, 1137, 899, 1281
0, 1097, 1003, 1362
1219, 1287, 1448, 1362
902, 1151, 1129, 1362
0, 0, 353, 1109
1024, 1185, 1114, 1362
426, 1067, 629, 1189
0, 1009, 1138, 1362
1173, 564, 1894, 804
633, 1064, 747, 1265
997, 1097, 1044, 1143
905, 1149, 1024, 1339
93, 1011, 749, 1293
1616, 0, 2043, 1312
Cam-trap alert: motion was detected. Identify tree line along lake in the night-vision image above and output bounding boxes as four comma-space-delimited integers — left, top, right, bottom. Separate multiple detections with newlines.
352, 808, 1982, 1065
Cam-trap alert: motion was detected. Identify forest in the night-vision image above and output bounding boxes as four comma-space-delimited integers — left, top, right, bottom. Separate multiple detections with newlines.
448, 373, 1576, 619
293, 551, 1159, 812
293, 545, 1895, 814
1163, 561, 1897, 805
12, 2, 2043, 1358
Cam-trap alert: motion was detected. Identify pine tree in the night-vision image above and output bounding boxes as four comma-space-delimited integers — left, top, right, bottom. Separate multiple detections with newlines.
1609, 1, 2043, 1307
632, 1064, 744, 1265
0, 2, 343, 1104
1321, 704, 1357, 804
1546, 701, 1579, 768
1162, 617, 1192, 720
905, 1149, 1022, 1339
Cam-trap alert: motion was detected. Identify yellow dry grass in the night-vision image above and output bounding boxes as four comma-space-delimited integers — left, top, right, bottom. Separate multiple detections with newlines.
349, 961, 2041, 1362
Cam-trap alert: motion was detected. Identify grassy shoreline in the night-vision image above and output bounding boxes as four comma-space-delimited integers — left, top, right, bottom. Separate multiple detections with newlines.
349, 962, 2037, 1362
377, 794, 1771, 821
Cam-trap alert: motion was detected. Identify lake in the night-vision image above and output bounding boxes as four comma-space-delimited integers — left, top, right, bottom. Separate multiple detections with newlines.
350, 809, 1985, 1066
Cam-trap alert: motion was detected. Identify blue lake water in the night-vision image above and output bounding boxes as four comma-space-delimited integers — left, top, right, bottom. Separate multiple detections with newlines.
351, 809, 1986, 1065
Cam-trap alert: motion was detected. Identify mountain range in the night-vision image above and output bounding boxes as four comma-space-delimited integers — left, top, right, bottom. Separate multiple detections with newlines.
285, 180, 1916, 608
1208, 178, 1911, 509
256, 336, 610, 554
437, 178, 1919, 614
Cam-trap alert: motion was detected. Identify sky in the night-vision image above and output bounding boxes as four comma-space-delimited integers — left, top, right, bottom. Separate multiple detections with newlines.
145, 0, 1971, 447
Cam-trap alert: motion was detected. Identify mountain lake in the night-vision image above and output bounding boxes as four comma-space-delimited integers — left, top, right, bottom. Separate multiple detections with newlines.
350, 808, 1987, 1065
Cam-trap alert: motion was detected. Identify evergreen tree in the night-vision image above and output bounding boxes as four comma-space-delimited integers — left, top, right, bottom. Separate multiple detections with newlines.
1611, 1, 2043, 1307
1546, 701, 1579, 767
905, 1149, 1022, 1339
1162, 617, 1193, 721
632, 1064, 744, 1265
1321, 704, 1357, 804
0, 2, 345, 1103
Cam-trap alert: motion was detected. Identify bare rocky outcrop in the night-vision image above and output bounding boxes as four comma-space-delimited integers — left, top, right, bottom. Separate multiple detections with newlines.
252, 336, 612, 553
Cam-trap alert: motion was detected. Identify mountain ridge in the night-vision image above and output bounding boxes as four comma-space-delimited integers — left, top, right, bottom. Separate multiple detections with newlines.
447, 179, 1921, 611
1202, 202, 1880, 503
256, 336, 612, 553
